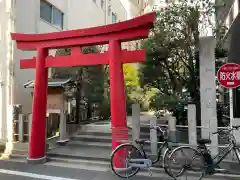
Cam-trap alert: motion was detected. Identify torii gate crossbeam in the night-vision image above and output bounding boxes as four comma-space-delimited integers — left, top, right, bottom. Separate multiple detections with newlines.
11, 12, 156, 165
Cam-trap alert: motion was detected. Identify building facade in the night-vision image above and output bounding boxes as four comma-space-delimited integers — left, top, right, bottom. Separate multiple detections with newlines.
0, 0, 128, 143
215, 0, 240, 118
120, 0, 147, 19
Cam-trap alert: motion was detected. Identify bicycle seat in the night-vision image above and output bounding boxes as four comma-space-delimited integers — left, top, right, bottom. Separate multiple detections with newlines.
135, 139, 147, 144
197, 139, 211, 145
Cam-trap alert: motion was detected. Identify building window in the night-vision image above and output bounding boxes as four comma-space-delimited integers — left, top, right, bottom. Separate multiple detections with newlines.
40, 0, 64, 29
112, 12, 117, 23
40, 0, 52, 23
93, 0, 96, 3
101, 0, 104, 9
52, 8, 64, 29
137, 0, 140, 4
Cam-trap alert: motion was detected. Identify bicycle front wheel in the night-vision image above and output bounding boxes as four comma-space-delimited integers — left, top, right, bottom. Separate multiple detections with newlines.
110, 143, 144, 178
167, 146, 205, 179
162, 148, 173, 177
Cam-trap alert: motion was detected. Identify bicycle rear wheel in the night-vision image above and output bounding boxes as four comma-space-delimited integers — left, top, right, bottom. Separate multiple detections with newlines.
167, 146, 205, 179
110, 143, 144, 178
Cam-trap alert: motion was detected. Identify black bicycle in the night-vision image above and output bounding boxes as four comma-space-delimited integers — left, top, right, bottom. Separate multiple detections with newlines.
167, 125, 240, 179
110, 125, 175, 179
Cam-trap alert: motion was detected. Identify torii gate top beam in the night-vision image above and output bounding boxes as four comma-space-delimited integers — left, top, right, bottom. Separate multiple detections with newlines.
11, 12, 156, 51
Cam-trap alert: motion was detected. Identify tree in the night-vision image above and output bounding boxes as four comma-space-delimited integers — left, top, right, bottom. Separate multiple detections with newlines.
53, 46, 106, 121
139, 0, 228, 124
123, 63, 144, 114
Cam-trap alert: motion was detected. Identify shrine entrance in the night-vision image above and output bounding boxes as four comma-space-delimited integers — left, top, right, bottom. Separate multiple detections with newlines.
11, 12, 155, 164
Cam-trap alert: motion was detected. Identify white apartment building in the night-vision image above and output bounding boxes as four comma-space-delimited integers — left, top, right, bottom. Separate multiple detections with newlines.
0, 0, 129, 142
120, 0, 147, 19
144, 0, 169, 13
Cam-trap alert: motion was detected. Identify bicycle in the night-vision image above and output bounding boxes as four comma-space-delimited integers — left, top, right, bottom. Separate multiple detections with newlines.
167, 125, 240, 180
110, 125, 176, 179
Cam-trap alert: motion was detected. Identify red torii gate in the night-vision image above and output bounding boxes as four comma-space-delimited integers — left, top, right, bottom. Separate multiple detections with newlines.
11, 12, 156, 164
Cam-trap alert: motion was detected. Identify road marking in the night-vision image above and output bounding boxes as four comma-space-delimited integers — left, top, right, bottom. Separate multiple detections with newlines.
0, 169, 80, 180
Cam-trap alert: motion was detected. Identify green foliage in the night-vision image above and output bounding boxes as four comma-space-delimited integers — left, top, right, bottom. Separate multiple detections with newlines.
149, 93, 179, 111
139, 0, 228, 112
53, 46, 106, 118
123, 64, 140, 91
123, 64, 144, 113
98, 98, 111, 119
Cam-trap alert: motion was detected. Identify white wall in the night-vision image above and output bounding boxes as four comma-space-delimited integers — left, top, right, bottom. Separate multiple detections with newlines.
14, 0, 38, 113
67, 0, 105, 29
12, 0, 128, 113
112, 0, 127, 22
14, 0, 65, 113
0, 0, 10, 141
120, 0, 142, 19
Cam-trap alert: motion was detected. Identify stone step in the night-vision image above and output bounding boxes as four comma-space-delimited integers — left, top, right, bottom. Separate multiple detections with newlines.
71, 134, 116, 143
67, 140, 154, 153
9, 154, 27, 159
67, 141, 112, 148
11, 149, 28, 156
71, 134, 150, 143
47, 147, 111, 162
76, 130, 150, 138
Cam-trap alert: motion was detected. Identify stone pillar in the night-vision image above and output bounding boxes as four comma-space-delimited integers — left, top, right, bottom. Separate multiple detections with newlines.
18, 114, 24, 143
199, 36, 218, 155
28, 114, 32, 141
168, 116, 177, 143
188, 102, 197, 146
132, 104, 140, 145
150, 117, 157, 155
57, 94, 69, 145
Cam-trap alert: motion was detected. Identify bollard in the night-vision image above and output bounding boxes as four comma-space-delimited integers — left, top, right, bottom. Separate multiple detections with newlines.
57, 95, 69, 145
132, 104, 140, 146
150, 117, 157, 155
188, 102, 197, 146
13, 104, 22, 142
168, 116, 177, 143
28, 114, 32, 141
18, 114, 24, 142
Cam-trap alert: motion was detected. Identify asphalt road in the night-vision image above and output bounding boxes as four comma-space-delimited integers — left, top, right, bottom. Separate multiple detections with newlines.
0, 160, 239, 180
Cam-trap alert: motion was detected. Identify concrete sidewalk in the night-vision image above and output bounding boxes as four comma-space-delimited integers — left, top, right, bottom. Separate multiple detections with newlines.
0, 160, 240, 180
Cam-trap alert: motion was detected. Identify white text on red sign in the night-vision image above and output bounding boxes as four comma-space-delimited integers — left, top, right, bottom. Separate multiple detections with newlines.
219, 72, 240, 81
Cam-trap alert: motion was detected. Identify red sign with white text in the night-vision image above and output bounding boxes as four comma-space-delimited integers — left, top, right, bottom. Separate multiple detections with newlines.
217, 63, 240, 88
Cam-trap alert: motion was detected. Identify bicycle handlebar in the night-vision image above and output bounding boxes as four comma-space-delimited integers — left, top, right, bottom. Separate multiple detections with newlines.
212, 125, 240, 135
150, 125, 164, 134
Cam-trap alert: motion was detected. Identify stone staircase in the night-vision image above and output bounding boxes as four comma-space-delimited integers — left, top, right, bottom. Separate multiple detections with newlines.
44, 121, 171, 175
5, 120, 185, 177
47, 121, 151, 162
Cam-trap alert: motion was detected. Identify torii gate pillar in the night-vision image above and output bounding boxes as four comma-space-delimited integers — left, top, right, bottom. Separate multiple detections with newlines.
28, 48, 49, 163
109, 40, 128, 149
11, 12, 156, 164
